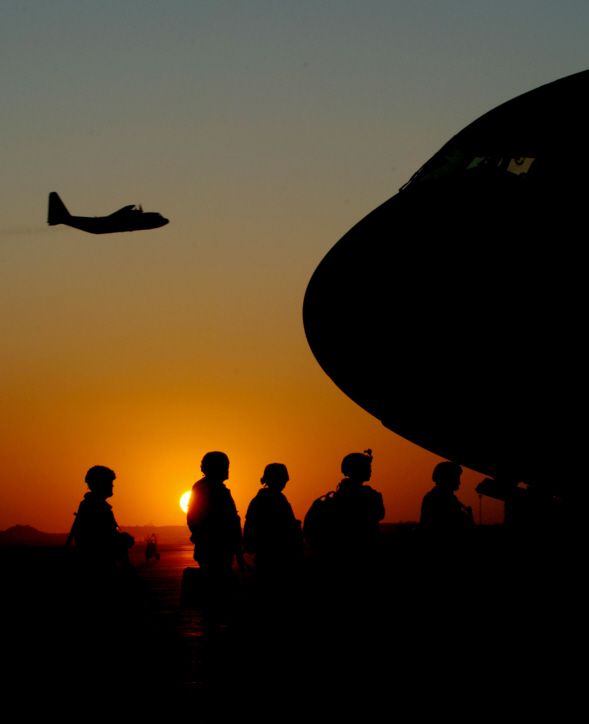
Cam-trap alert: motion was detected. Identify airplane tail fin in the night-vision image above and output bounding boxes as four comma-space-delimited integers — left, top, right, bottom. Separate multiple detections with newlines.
48, 192, 70, 225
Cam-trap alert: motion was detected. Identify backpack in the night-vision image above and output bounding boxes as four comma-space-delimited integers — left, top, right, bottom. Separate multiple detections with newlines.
303, 491, 340, 553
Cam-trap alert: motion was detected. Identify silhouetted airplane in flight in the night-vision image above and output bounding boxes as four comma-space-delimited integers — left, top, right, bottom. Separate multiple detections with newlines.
303, 69, 589, 504
47, 192, 169, 234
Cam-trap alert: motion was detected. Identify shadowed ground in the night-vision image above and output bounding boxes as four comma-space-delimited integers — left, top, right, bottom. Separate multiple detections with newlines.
2, 528, 584, 719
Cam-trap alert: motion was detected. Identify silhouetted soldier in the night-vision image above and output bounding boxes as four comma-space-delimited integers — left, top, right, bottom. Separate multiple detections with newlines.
244, 463, 303, 584
415, 462, 479, 651
186, 452, 245, 614
65, 468, 159, 705
301, 448, 386, 644
417, 462, 476, 603
335, 450, 385, 556
69, 465, 135, 575
420, 461, 474, 531
304, 449, 385, 569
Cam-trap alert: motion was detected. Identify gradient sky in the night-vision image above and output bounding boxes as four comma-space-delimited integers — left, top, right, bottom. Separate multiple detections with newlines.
2, 2, 587, 532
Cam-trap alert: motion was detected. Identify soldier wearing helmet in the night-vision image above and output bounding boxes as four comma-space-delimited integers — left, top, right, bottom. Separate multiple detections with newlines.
304, 449, 385, 565
336, 449, 385, 553
243, 462, 303, 582
186, 451, 245, 578
420, 461, 474, 530
69, 465, 134, 572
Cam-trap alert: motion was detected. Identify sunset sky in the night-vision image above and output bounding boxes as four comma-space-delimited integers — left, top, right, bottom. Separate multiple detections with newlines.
2, 2, 587, 532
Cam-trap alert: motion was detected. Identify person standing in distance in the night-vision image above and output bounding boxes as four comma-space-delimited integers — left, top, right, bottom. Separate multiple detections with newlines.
420, 461, 474, 531
304, 449, 385, 565
69, 465, 135, 574
244, 462, 304, 583
186, 451, 245, 584
332, 449, 385, 558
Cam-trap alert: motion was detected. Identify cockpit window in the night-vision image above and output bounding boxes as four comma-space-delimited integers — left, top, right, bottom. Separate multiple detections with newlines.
401, 143, 537, 191
466, 155, 536, 175
506, 157, 535, 175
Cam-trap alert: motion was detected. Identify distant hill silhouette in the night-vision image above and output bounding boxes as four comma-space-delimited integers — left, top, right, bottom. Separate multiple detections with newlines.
0, 522, 419, 548
0, 524, 191, 547
0, 525, 68, 546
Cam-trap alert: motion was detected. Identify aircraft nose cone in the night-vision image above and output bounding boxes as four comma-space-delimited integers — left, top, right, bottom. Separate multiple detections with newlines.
304, 180, 588, 489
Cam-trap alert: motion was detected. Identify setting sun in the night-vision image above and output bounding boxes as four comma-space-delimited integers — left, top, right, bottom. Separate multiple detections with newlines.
179, 491, 192, 514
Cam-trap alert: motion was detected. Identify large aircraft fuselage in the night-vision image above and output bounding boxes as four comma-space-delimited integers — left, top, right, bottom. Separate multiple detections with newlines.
303, 69, 589, 499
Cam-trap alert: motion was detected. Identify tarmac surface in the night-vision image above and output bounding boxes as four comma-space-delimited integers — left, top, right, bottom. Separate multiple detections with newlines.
2, 529, 585, 719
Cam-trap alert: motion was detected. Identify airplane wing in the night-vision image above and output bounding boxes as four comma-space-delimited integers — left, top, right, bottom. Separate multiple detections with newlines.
110, 204, 138, 217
